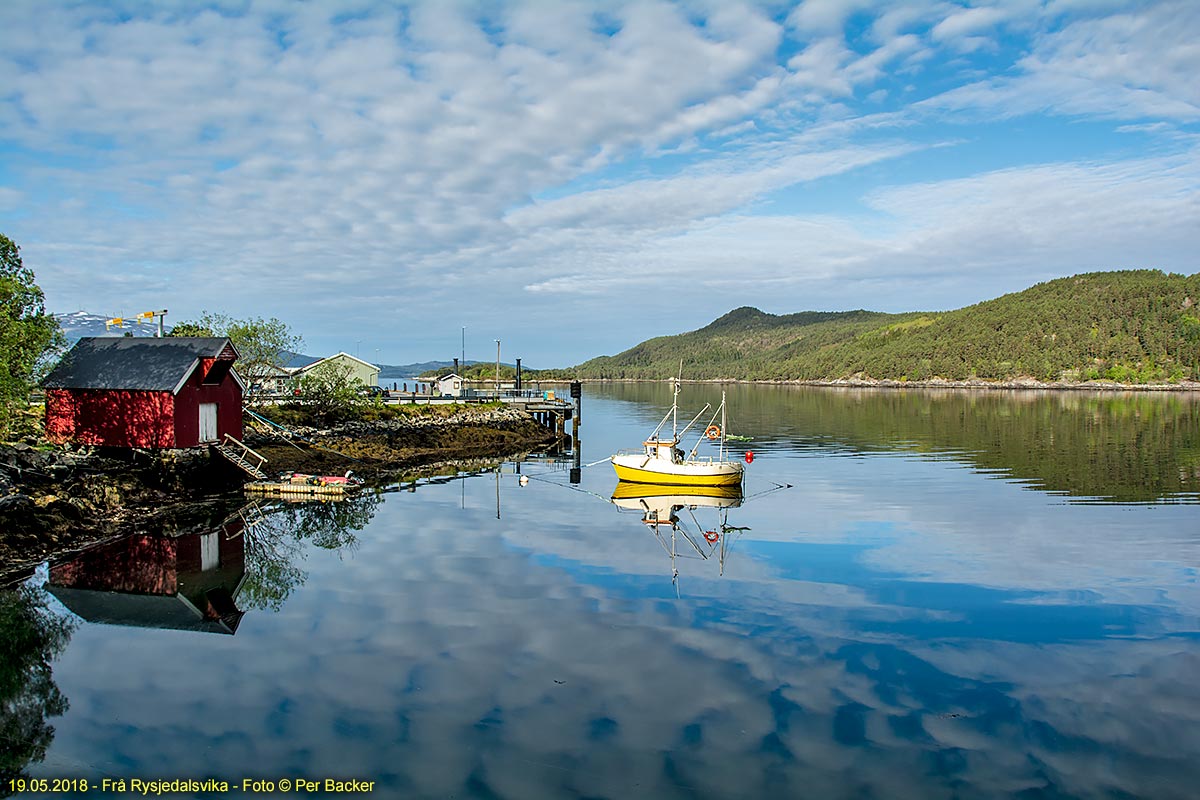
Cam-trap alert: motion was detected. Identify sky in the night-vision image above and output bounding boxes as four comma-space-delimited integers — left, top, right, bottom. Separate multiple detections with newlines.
1, 0, 1198, 367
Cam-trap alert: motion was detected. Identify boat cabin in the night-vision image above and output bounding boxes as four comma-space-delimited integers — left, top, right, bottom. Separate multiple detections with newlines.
643, 437, 685, 464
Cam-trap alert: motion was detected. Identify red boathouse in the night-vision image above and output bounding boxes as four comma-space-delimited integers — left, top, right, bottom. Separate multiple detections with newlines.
43, 337, 245, 449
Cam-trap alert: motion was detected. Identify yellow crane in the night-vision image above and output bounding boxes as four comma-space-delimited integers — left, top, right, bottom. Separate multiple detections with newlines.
106, 309, 168, 337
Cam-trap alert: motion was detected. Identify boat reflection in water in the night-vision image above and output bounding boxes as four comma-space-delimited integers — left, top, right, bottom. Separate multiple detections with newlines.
45, 510, 249, 635
610, 481, 748, 589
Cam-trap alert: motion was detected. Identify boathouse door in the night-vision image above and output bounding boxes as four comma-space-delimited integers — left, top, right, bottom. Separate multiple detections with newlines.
200, 532, 219, 571
199, 403, 219, 443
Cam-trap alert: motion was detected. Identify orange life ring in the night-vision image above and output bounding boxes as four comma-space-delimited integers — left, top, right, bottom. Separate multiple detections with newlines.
704, 530, 719, 543
705, 425, 722, 440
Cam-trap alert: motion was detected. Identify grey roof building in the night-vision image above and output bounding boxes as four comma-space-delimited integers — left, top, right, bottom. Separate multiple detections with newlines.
43, 336, 241, 392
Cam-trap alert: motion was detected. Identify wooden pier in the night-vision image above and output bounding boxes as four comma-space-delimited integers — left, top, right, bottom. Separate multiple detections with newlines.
502, 382, 580, 439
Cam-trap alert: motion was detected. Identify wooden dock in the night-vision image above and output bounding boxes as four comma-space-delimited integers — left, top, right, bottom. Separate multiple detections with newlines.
244, 481, 361, 498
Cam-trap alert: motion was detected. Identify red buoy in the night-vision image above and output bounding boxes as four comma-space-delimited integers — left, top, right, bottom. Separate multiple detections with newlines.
745, 451, 754, 463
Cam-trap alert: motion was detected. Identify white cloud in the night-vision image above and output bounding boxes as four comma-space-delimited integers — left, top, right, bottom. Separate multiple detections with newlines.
930, 5, 1010, 42
921, 1, 1200, 121
0, 0, 1195, 362
786, 0, 880, 34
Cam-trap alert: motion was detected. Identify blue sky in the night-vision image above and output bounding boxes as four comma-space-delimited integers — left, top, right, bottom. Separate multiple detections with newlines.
2, 0, 1197, 366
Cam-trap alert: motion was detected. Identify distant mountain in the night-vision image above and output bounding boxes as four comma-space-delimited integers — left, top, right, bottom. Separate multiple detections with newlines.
53, 311, 165, 341
385, 360, 503, 378
281, 351, 320, 370
540, 270, 1200, 384
48, 318, 484, 378
283, 355, 492, 378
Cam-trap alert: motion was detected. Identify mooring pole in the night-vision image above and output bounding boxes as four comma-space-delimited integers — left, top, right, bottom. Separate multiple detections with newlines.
570, 381, 581, 439
569, 380, 582, 484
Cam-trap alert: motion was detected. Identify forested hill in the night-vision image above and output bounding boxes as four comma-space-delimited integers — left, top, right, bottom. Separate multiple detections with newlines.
549, 270, 1200, 383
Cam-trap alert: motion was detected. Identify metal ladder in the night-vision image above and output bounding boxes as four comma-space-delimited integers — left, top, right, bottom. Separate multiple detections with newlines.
212, 434, 269, 480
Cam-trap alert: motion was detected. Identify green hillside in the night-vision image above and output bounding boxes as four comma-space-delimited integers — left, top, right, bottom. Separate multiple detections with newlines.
545, 270, 1200, 383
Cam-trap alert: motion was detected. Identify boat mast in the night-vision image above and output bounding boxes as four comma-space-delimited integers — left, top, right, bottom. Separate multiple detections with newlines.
673, 360, 682, 441
720, 390, 727, 462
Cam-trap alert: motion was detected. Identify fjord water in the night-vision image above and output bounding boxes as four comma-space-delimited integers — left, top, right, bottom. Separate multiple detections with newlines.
9, 384, 1200, 799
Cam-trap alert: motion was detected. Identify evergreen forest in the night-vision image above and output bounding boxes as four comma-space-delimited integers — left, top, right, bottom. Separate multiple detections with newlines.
545, 270, 1200, 384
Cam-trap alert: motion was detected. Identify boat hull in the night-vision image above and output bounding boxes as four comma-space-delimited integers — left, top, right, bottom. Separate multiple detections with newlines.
611, 455, 743, 487
611, 481, 743, 502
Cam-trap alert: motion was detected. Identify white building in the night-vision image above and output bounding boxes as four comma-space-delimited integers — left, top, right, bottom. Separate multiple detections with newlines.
436, 373, 464, 397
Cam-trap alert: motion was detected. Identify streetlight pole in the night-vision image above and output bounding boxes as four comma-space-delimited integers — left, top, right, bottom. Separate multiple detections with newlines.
495, 339, 501, 399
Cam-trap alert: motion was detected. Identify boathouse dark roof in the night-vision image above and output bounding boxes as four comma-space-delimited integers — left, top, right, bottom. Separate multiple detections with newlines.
43, 337, 238, 392
45, 586, 245, 635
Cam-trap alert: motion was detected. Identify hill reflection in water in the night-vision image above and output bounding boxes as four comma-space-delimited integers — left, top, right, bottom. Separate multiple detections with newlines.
601, 383, 1200, 503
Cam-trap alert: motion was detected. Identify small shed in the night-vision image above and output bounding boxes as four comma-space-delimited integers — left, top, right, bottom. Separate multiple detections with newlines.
43, 337, 244, 448
437, 373, 464, 397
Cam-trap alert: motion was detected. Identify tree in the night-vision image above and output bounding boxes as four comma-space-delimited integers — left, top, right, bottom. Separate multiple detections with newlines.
291, 361, 366, 425
0, 234, 64, 438
169, 312, 302, 402
166, 321, 214, 337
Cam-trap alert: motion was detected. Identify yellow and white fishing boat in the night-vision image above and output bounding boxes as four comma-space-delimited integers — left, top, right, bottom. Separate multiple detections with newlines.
610, 377, 745, 487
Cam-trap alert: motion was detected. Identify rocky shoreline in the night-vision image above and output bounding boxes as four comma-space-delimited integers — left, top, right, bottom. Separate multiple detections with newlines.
0, 404, 561, 586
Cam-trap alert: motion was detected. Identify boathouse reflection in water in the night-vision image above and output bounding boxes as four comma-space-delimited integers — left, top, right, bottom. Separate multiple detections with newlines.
46, 514, 249, 635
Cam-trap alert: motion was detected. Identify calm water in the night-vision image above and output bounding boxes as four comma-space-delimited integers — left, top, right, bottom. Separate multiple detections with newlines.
5, 384, 1200, 799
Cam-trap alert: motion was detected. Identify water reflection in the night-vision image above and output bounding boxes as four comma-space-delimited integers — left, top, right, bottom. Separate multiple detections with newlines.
599, 383, 1200, 502
610, 482, 748, 588
46, 515, 248, 635
11, 387, 1200, 798
0, 583, 74, 793
239, 493, 379, 611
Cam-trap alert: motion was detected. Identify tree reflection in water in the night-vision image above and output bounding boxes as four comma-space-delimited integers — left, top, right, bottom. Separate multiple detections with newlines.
0, 583, 75, 795
239, 493, 380, 611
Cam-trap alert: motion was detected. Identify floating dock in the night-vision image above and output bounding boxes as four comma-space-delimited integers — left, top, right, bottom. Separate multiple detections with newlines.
243, 481, 361, 497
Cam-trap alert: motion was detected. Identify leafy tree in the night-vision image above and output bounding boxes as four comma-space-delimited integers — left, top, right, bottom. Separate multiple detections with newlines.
166, 321, 214, 337
0, 234, 64, 438
169, 312, 302, 401
291, 361, 366, 425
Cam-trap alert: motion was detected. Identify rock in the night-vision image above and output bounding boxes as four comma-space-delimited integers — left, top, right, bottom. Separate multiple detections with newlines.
0, 493, 33, 511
